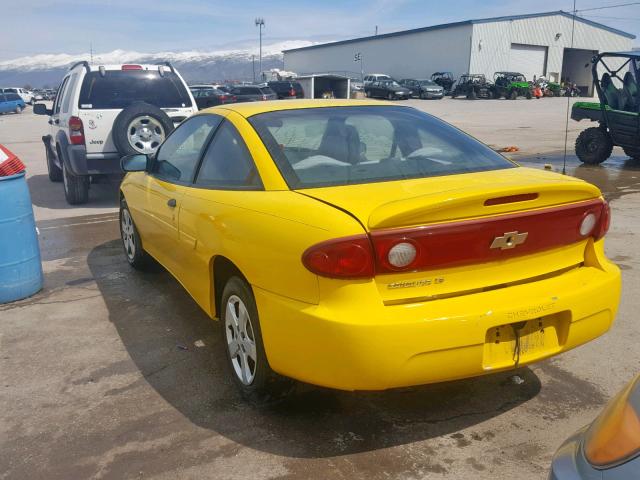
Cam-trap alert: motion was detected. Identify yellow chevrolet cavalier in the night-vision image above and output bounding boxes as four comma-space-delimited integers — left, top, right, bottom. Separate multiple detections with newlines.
119, 99, 621, 397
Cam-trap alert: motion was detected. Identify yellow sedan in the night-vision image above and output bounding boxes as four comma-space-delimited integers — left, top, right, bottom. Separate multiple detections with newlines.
119, 99, 621, 398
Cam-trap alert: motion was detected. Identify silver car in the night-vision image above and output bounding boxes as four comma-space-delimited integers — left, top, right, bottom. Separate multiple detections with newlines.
549, 374, 640, 479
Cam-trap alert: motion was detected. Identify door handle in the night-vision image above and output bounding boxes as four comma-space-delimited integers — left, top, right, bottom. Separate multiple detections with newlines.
167, 198, 177, 208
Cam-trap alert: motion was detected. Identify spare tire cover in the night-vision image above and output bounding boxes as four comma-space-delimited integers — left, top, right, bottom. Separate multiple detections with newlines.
112, 102, 174, 156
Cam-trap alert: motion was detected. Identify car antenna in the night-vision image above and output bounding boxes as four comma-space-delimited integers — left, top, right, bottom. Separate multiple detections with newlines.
562, 0, 577, 176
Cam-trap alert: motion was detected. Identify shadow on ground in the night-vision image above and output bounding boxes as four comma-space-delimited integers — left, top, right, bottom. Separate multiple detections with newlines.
88, 239, 542, 459
27, 174, 121, 210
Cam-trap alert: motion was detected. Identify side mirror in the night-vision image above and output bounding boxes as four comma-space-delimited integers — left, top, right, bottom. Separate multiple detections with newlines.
121, 154, 149, 172
33, 103, 52, 116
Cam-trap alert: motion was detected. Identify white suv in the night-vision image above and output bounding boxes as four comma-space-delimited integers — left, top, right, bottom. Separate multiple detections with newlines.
34, 61, 197, 204
2, 87, 35, 104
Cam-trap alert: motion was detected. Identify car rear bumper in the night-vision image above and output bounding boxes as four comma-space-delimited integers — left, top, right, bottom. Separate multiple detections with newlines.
66, 145, 122, 176
255, 252, 620, 391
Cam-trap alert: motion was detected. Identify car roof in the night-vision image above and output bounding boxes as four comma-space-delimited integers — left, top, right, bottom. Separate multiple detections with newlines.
200, 98, 392, 117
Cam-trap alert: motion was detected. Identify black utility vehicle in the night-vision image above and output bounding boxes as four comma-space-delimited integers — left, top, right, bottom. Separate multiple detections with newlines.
431, 72, 455, 94
450, 74, 492, 99
267, 81, 304, 99
572, 51, 640, 164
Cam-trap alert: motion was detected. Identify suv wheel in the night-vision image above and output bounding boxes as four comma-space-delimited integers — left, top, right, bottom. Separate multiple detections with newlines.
575, 127, 613, 165
509, 90, 518, 100
46, 146, 62, 182
221, 276, 293, 401
62, 163, 89, 204
623, 147, 640, 160
15, 105, 22, 114
113, 102, 174, 156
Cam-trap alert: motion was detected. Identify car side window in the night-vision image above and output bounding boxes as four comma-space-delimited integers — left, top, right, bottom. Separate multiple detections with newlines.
62, 73, 78, 114
195, 120, 262, 189
153, 114, 222, 183
54, 77, 70, 114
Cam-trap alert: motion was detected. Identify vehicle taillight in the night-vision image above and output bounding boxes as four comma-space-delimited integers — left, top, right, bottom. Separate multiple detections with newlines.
261, 94, 267, 101
122, 64, 143, 70
289, 88, 296, 97
302, 199, 611, 278
219, 95, 228, 102
68, 116, 85, 145
302, 235, 374, 279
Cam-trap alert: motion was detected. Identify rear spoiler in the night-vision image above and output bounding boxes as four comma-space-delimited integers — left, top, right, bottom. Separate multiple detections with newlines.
68, 61, 90, 72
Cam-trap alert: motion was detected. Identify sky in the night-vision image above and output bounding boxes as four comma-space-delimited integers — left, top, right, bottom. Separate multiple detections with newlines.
1, 0, 639, 61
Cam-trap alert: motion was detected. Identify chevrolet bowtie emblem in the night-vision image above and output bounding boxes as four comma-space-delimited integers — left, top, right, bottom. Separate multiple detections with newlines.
490, 231, 528, 250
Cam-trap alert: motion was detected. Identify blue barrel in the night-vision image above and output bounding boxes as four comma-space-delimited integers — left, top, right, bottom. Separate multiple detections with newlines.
0, 172, 43, 303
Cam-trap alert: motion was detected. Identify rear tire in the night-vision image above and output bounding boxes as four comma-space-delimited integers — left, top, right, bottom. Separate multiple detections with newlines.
525, 90, 532, 100
575, 127, 613, 165
221, 276, 293, 402
467, 89, 477, 100
509, 90, 518, 100
62, 162, 89, 205
623, 147, 640, 160
46, 146, 62, 182
15, 105, 22, 114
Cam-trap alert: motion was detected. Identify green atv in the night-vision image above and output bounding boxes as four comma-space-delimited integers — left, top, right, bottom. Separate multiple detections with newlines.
450, 74, 492, 99
572, 51, 640, 164
492, 72, 532, 99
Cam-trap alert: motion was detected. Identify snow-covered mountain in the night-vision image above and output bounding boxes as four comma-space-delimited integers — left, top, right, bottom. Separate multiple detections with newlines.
0, 40, 316, 88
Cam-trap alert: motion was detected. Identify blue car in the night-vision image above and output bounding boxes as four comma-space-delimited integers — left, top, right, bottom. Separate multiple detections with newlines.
550, 374, 640, 479
0, 93, 26, 114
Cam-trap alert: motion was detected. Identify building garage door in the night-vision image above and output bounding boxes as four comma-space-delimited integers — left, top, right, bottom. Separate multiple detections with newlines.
508, 44, 547, 81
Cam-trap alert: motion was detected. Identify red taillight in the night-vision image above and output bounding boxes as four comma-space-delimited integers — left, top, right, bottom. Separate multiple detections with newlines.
122, 64, 143, 70
219, 95, 228, 102
302, 235, 374, 279
595, 201, 610, 240
68, 116, 85, 145
289, 88, 296, 97
302, 199, 611, 278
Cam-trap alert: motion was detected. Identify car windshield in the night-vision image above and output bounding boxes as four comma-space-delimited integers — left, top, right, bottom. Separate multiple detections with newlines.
78, 70, 192, 109
249, 106, 514, 189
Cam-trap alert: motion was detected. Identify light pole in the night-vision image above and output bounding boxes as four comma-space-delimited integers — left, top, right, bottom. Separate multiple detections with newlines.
255, 17, 265, 82
354, 52, 364, 83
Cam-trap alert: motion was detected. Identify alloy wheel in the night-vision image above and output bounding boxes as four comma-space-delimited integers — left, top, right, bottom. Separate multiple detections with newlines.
120, 208, 136, 260
225, 295, 257, 385
127, 115, 166, 154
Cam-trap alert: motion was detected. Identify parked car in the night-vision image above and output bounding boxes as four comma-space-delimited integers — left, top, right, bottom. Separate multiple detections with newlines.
492, 72, 532, 99
364, 80, 411, 100
229, 85, 277, 102
399, 79, 444, 99
572, 51, 640, 164
33, 61, 197, 205
267, 81, 304, 99
191, 88, 237, 110
363, 73, 392, 85
431, 72, 455, 95
0, 93, 26, 114
549, 373, 640, 479
1, 87, 35, 104
118, 99, 620, 399
450, 74, 493, 99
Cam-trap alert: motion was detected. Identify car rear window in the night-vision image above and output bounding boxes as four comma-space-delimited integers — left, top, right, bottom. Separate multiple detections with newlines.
259, 87, 275, 95
78, 70, 192, 109
5, 93, 20, 101
249, 106, 514, 189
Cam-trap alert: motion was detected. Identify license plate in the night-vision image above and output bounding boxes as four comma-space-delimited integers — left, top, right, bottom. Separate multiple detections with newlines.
483, 316, 561, 369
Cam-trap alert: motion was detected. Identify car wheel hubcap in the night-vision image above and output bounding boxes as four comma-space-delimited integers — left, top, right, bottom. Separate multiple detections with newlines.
121, 209, 136, 260
225, 295, 257, 385
127, 116, 165, 154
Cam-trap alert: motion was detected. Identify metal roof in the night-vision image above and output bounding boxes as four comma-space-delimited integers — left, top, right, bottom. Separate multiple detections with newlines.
282, 11, 635, 54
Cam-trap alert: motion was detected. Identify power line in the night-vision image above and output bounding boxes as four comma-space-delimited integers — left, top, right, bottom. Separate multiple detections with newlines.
575, 1, 640, 13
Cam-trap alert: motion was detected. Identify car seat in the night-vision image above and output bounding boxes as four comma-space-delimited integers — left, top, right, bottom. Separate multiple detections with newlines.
318, 121, 363, 165
601, 73, 621, 110
622, 71, 639, 112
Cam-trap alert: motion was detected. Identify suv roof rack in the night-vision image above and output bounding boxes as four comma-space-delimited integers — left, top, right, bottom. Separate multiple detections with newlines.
68, 61, 90, 72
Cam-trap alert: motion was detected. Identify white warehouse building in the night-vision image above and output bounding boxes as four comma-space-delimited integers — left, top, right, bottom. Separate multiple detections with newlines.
283, 11, 635, 96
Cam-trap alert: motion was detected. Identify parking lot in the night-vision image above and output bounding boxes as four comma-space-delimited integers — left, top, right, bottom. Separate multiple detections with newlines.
1, 97, 640, 479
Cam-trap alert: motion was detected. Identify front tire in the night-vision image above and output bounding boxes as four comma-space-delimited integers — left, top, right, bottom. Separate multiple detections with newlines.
509, 90, 518, 100
119, 199, 151, 269
387, 92, 394, 100
575, 127, 613, 165
623, 146, 640, 160
221, 276, 292, 401
15, 105, 22, 114
62, 163, 89, 204
46, 146, 62, 182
